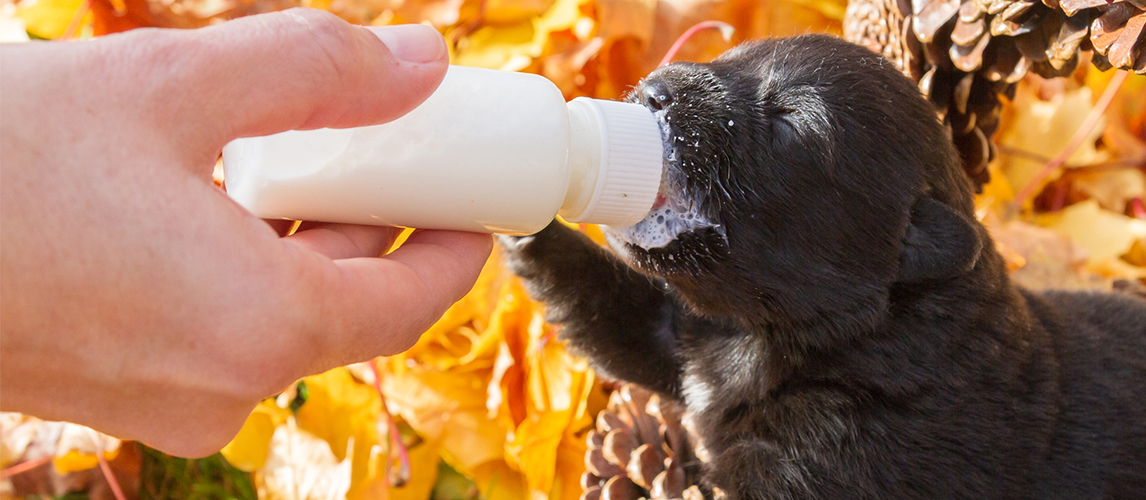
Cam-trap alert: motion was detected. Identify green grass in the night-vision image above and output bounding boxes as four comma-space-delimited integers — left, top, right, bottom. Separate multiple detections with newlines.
137, 445, 255, 500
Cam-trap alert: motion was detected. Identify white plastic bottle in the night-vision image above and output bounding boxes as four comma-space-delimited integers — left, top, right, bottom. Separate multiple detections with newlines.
222, 66, 664, 235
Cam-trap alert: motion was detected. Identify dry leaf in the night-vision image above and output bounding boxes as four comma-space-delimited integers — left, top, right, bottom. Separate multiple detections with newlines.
220, 400, 292, 472
52, 424, 121, 475
294, 368, 385, 500
15, 0, 89, 38
0, 417, 122, 476
257, 419, 353, 500
1073, 169, 1146, 213
1043, 199, 1146, 278
990, 220, 1088, 269
998, 81, 1109, 203
1, 3, 31, 42
0, 414, 38, 468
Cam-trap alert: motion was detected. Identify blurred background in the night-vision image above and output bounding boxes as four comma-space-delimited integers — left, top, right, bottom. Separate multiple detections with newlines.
2, 1, 1144, 499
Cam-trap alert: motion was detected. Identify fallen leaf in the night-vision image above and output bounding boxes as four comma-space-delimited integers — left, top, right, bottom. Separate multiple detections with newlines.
257, 419, 353, 500
373, 434, 442, 500
1, 3, 31, 42
15, 0, 88, 39
453, 19, 539, 70
294, 368, 385, 500
1042, 199, 1146, 278
989, 220, 1088, 269
0, 414, 38, 468
997, 76, 1111, 199
1073, 169, 1146, 213
52, 424, 121, 475
1122, 239, 1146, 267
221, 400, 292, 472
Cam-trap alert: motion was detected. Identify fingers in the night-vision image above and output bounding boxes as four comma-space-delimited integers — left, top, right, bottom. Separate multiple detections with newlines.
296, 230, 492, 368
118, 8, 448, 152
286, 223, 402, 260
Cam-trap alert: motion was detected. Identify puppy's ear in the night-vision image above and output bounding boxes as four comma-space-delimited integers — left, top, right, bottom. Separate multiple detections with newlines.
897, 197, 983, 283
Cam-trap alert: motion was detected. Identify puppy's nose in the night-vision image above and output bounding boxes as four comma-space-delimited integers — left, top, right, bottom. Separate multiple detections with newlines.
642, 80, 674, 111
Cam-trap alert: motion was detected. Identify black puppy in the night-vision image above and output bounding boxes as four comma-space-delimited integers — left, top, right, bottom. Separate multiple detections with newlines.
500, 35, 1146, 499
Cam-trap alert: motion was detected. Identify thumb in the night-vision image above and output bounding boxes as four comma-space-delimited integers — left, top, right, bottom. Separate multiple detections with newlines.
132, 9, 448, 151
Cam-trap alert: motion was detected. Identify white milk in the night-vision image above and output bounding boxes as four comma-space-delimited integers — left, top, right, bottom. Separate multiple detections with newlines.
222, 66, 664, 235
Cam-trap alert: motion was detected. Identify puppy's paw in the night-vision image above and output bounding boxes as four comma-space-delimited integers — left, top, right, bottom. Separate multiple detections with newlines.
495, 234, 534, 252
498, 219, 576, 260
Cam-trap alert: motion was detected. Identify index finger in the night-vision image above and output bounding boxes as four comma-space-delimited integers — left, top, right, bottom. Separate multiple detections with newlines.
288, 229, 493, 371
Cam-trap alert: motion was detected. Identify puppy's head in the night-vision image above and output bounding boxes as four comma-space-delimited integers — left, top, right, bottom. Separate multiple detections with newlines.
604, 35, 984, 330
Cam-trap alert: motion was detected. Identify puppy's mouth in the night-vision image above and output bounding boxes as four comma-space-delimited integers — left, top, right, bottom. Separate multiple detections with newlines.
601, 108, 725, 268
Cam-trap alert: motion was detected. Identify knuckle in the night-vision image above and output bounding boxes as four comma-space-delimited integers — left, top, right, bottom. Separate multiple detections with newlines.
273, 8, 345, 39
276, 8, 359, 69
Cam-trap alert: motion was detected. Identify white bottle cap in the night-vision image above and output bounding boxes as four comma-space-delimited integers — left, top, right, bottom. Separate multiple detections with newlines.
560, 98, 664, 227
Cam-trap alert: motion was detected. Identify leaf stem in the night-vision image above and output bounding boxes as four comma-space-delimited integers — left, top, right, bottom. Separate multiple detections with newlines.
97, 452, 127, 500
369, 358, 411, 487
0, 455, 51, 478
658, 21, 735, 68
61, 0, 91, 40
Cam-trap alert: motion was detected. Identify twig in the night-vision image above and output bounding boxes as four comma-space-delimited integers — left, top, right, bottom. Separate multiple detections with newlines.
0, 455, 51, 478
369, 358, 411, 487
60, 0, 91, 40
447, 0, 489, 50
658, 21, 735, 68
97, 452, 128, 500
996, 144, 1146, 172
1012, 69, 1130, 210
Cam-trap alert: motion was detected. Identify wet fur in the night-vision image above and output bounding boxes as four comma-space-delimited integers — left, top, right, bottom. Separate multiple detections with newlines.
500, 35, 1146, 499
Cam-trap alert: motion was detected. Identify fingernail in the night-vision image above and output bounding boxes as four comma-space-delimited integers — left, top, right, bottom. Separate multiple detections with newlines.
367, 24, 446, 64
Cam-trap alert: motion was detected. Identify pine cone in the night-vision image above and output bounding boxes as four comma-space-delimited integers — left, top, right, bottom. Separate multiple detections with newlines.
844, 0, 1146, 189
582, 384, 706, 500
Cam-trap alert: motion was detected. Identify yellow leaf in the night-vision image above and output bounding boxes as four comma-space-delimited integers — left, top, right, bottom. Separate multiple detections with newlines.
551, 432, 590, 500
1123, 239, 1146, 268
295, 368, 383, 500
221, 400, 291, 472
486, 0, 558, 25
974, 163, 1016, 219
1043, 200, 1146, 277
468, 460, 530, 500
533, 0, 583, 35
51, 423, 120, 474
384, 367, 506, 472
16, 0, 88, 39
998, 84, 1108, 204
504, 410, 565, 497
302, 0, 334, 11
514, 350, 594, 496
376, 437, 443, 500
257, 419, 353, 500
453, 20, 538, 71
53, 450, 101, 475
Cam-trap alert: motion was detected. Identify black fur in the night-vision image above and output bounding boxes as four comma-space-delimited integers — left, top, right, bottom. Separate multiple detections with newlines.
500, 35, 1146, 499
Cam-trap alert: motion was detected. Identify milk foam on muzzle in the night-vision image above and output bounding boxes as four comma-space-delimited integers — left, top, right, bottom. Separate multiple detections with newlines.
605, 108, 723, 250
222, 66, 664, 235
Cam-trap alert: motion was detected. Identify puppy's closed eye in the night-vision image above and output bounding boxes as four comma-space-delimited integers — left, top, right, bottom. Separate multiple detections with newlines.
770, 113, 799, 146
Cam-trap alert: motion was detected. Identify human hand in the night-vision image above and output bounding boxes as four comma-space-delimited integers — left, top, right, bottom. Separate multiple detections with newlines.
0, 9, 492, 457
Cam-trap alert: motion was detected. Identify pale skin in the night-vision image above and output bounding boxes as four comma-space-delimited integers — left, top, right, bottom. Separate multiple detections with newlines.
0, 9, 493, 457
